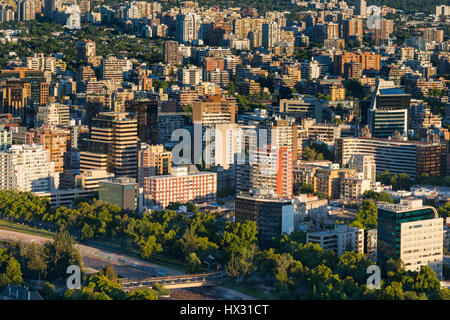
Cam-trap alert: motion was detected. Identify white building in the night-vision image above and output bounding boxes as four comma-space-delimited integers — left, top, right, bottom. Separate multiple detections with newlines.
0, 144, 59, 193
26, 53, 56, 73
348, 154, 376, 182
178, 66, 203, 86
306, 224, 364, 256
35, 103, 70, 127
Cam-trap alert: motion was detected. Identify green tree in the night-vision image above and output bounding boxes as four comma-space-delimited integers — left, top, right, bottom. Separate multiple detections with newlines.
186, 252, 201, 274
350, 200, 378, 230
138, 235, 163, 260
0, 257, 23, 287
43, 231, 82, 281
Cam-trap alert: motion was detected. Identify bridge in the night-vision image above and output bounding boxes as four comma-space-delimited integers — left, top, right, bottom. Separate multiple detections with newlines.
119, 272, 225, 291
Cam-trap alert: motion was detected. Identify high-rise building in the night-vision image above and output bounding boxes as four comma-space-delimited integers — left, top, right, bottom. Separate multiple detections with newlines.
80, 112, 138, 178
343, 19, 363, 40
248, 146, 293, 199
125, 99, 159, 144
259, 115, 299, 161
178, 65, 203, 86
163, 40, 183, 65
176, 13, 201, 43
35, 103, 70, 127
0, 144, 59, 193
348, 154, 376, 182
17, 0, 36, 21
333, 51, 381, 76
355, 0, 367, 17
101, 55, 130, 82
192, 95, 237, 125
138, 144, 171, 186
235, 192, 294, 247
262, 21, 280, 49
29, 127, 70, 174
80, 0, 90, 14
377, 199, 443, 278
368, 79, 411, 138
0, 126, 12, 151
26, 53, 55, 73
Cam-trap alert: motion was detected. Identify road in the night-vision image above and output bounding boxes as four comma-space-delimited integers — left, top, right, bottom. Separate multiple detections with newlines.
0, 228, 181, 278
0, 228, 257, 300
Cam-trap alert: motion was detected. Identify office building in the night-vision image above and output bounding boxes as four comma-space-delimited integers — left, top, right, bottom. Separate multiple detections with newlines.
377, 199, 443, 278
335, 137, 446, 179
235, 192, 294, 247
99, 177, 141, 212
368, 79, 411, 138
277, 96, 323, 122
75, 169, 114, 191
80, 112, 138, 178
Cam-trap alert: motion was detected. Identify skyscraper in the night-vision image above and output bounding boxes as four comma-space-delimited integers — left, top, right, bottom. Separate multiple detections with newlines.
80, 112, 138, 178
262, 21, 280, 49
17, 0, 36, 21
176, 13, 201, 43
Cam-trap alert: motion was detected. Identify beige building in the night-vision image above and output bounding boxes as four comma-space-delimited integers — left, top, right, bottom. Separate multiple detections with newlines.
75, 169, 114, 191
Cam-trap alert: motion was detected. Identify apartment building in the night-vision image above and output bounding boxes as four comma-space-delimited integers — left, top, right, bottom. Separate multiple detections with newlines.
0, 144, 59, 193
307, 224, 364, 256
138, 144, 172, 186
144, 166, 217, 209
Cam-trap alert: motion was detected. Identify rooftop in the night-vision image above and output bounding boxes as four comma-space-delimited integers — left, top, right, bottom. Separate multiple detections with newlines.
379, 88, 408, 96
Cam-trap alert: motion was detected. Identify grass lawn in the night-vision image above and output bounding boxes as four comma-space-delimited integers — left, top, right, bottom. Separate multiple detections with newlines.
0, 219, 55, 238
221, 280, 269, 300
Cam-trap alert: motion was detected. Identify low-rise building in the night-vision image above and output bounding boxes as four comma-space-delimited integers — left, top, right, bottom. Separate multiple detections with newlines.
306, 224, 364, 256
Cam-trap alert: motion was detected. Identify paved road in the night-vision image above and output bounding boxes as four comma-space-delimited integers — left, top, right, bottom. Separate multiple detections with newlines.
0, 228, 257, 300
0, 228, 181, 278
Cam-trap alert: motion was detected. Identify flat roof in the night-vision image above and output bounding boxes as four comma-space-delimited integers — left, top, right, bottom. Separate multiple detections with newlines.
379, 88, 408, 96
